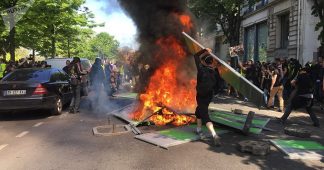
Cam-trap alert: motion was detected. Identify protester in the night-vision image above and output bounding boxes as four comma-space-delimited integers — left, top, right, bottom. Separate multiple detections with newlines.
260, 63, 272, 106
227, 45, 243, 98
279, 67, 320, 127
267, 59, 284, 112
109, 66, 119, 97
104, 59, 113, 95
194, 48, 221, 147
89, 58, 106, 109
68, 57, 87, 114
63, 60, 71, 74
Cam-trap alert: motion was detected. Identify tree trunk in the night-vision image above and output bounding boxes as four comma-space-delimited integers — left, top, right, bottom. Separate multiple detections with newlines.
51, 24, 56, 58
9, 15, 15, 61
32, 49, 35, 61
67, 37, 71, 58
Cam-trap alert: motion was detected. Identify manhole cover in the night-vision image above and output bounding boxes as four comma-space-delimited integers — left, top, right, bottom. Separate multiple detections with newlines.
93, 124, 130, 136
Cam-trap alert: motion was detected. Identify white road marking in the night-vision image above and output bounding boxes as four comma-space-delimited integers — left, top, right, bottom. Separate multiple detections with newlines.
33, 122, 44, 127
16, 131, 29, 138
47, 116, 53, 119
0, 144, 8, 151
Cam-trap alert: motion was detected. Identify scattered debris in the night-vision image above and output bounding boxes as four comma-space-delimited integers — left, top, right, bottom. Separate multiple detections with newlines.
284, 126, 311, 138
237, 140, 270, 156
93, 124, 130, 137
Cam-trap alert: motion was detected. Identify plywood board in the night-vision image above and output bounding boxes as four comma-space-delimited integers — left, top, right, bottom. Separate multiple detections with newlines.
182, 32, 265, 108
270, 139, 324, 160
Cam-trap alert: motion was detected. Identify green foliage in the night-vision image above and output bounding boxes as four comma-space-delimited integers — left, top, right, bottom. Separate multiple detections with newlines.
0, 0, 117, 61
188, 0, 256, 46
77, 32, 120, 61
311, 0, 324, 46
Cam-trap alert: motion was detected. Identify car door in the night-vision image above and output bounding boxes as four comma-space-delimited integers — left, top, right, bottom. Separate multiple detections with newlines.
48, 69, 63, 98
58, 70, 72, 102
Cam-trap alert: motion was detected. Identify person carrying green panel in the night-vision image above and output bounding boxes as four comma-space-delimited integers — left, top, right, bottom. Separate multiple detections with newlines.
193, 48, 221, 147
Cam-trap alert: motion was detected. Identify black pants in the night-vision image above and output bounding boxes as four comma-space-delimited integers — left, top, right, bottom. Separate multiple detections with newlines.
195, 94, 213, 124
281, 96, 320, 126
70, 84, 81, 111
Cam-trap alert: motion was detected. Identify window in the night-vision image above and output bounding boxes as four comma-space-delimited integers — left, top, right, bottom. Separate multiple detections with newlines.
50, 69, 62, 82
280, 14, 289, 48
3, 69, 50, 82
244, 22, 268, 62
257, 22, 268, 62
245, 26, 256, 61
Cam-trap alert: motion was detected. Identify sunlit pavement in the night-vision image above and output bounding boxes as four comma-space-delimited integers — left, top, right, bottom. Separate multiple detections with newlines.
0, 95, 323, 170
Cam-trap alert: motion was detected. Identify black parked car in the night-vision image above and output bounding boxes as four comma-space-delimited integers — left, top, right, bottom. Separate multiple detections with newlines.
46, 58, 92, 96
0, 68, 72, 115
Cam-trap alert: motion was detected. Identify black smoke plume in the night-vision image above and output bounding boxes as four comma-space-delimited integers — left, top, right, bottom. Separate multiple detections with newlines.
117, 0, 197, 91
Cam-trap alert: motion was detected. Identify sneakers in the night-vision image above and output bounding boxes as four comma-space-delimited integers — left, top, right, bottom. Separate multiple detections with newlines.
213, 135, 221, 147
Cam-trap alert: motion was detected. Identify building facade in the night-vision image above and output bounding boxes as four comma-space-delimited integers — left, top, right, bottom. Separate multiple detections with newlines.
241, 0, 321, 64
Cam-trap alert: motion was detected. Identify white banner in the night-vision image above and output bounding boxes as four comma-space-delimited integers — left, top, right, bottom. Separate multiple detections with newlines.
0, 0, 35, 31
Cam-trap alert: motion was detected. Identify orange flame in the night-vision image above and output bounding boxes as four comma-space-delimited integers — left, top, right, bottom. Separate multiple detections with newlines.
131, 14, 196, 126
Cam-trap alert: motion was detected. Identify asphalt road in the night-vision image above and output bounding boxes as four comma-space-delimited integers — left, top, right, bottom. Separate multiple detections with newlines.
0, 96, 323, 170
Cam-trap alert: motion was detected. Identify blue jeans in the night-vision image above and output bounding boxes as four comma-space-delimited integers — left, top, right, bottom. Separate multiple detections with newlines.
263, 89, 269, 106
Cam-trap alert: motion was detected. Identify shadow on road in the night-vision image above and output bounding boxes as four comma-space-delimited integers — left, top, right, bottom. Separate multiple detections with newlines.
0, 110, 52, 121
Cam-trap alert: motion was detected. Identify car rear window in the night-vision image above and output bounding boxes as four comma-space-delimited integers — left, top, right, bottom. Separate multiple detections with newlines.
2, 69, 51, 82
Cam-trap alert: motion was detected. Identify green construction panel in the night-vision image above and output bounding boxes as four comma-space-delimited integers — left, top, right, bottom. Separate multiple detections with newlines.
210, 111, 269, 127
182, 32, 265, 108
209, 114, 262, 134
159, 125, 228, 141
273, 140, 324, 150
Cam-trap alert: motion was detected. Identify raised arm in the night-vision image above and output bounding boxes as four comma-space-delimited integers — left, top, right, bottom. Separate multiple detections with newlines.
194, 49, 210, 68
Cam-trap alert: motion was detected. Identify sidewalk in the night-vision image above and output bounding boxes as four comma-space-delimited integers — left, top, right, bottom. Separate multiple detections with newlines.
209, 95, 323, 145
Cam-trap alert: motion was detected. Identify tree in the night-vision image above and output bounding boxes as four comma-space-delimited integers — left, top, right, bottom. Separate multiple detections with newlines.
0, 0, 101, 60
188, 0, 256, 46
0, 0, 31, 61
311, 0, 324, 55
77, 32, 119, 61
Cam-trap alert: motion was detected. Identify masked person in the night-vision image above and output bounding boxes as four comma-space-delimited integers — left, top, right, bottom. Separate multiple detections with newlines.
279, 67, 320, 127
68, 57, 87, 114
194, 48, 221, 147
89, 58, 106, 109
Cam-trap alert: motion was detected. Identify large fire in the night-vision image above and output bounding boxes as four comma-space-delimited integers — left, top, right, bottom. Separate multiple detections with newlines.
130, 13, 196, 126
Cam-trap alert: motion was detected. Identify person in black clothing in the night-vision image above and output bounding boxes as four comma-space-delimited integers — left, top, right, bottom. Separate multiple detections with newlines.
194, 48, 221, 147
267, 61, 284, 112
63, 60, 71, 74
68, 57, 87, 114
279, 67, 320, 127
89, 58, 106, 109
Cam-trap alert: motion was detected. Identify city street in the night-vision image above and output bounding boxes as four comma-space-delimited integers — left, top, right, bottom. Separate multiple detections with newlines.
0, 96, 323, 170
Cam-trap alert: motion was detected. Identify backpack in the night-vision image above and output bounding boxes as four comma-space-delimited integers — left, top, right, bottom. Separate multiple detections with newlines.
197, 65, 218, 96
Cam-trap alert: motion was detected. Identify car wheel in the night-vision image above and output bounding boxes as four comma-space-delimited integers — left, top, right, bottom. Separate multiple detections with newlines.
52, 96, 63, 115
